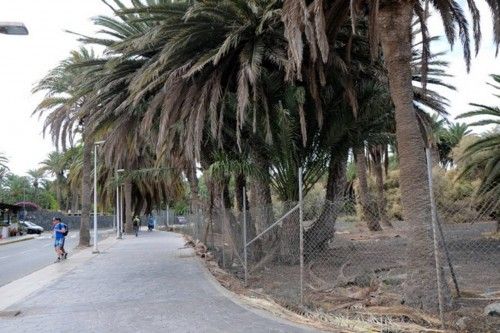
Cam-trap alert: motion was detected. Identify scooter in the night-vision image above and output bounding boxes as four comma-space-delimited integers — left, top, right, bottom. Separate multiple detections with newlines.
147, 222, 154, 231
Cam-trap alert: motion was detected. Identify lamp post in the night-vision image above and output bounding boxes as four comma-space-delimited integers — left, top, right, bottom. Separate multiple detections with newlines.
0, 22, 28, 35
93, 140, 105, 254
116, 169, 125, 239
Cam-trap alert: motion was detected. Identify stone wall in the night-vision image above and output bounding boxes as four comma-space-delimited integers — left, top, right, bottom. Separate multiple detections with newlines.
24, 210, 115, 231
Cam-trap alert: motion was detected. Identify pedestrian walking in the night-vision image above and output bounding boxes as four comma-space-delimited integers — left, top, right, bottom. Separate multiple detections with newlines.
133, 215, 140, 237
52, 217, 68, 262
147, 214, 154, 231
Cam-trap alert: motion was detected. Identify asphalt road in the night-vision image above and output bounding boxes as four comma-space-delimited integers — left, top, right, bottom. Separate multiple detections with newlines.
0, 230, 110, 287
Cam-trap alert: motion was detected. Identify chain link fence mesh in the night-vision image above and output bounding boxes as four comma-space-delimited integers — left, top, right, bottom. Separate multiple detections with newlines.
176, 180, 499, 329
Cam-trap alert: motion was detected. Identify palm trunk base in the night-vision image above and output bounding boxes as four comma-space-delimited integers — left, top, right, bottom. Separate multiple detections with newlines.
378, 1, 451, 313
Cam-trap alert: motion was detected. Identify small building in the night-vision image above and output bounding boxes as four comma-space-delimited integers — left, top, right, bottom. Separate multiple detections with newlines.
0, 203, 20, 239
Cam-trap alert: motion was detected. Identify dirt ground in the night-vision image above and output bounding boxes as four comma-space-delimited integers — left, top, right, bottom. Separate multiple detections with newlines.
183, 217, 500, 332
245, 221, 500, 332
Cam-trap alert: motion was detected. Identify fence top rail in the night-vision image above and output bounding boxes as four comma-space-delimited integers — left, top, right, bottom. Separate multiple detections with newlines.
246, 203, 300, 247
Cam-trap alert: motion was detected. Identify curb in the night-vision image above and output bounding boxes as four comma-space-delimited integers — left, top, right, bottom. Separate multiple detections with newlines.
175, 233, 323, 332
0, 235, 36, 246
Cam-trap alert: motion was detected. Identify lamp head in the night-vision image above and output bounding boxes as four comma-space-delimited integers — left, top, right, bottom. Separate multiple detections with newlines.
0, 22, 28, 35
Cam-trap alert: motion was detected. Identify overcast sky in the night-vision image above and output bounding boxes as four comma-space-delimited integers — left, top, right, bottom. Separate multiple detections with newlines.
1, 1, 499, 175
1, 0, 111, 175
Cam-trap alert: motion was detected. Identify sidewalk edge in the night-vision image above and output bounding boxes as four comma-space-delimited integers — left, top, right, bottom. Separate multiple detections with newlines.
0, 236, 119, 312
0, 235, 36, 246
186, 239, 330, 332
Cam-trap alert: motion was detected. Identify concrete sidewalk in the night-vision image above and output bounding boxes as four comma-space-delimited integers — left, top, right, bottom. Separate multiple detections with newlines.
0, 234, 36, 246
0, 231, 317, 333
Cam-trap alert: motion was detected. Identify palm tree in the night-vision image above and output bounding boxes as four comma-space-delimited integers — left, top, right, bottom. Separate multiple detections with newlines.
438, 122, 471, 168
40, 152, 67, 210
426, 114, 447, 166
368, 144, 393, 228
63, 146, 83, 213
458, 74, 500, 231
282, 0, 500, 312
27, 168, 47, 206
48, 0, 495, 311
100, 0, 289, 237
351, 80, 395, 232
1, 174, 31, 204
34, 48, 99, 247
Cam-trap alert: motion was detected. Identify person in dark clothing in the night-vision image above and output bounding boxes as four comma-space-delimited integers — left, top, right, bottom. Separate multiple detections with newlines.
133, 216, 140, 237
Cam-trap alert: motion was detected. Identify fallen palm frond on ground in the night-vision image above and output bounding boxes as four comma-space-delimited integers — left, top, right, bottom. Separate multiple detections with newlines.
300, 309, 446, 333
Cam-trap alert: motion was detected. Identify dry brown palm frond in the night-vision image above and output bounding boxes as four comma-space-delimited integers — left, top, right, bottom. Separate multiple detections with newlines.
282, 0, 306, 81
350, 0, 357, 34
305, 63, 323, 129
312, 0, 329, 63
237, 64, 251, 146
208, 72, 223, 139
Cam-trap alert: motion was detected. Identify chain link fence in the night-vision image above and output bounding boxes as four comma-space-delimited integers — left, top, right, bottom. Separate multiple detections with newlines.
178, 166, 499, 330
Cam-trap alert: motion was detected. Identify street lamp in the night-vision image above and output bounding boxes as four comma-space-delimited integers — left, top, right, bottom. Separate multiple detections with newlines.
0, 22, 28, 35
116, 169, 125, 239
93, 140, 105, 254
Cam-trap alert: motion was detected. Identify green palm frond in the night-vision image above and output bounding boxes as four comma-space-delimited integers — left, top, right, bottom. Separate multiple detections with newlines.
458, 74, 500, 195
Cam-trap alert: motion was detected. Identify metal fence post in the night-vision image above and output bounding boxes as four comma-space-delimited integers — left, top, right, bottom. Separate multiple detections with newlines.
116, 185, 121, 239
117, 185, 123, 239
221, 193, 225, 268
426, 148, 445, 328
299, 167, 304, 305
166, 204, 169, 227
199, 208, 203, 241
243, 187, 248, 286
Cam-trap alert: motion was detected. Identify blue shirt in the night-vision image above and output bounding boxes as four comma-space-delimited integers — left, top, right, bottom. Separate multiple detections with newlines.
53, 223, 66, 240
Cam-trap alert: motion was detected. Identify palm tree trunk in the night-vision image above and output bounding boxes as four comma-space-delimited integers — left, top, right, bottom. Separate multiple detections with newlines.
56, 176, 63, 211
249, 155, 273, 234
373, 156, 392, 228
72, 192, 79, 213
304, 146, 348, 258
248, 148, 271, 259
65, 192, 71, 213
355, 147, 382, 231
124, 178, 133, 234
236, 177, 258, 259
279, 201, 301, 264
79, 133, 91, 247
379, 2, 450, 312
